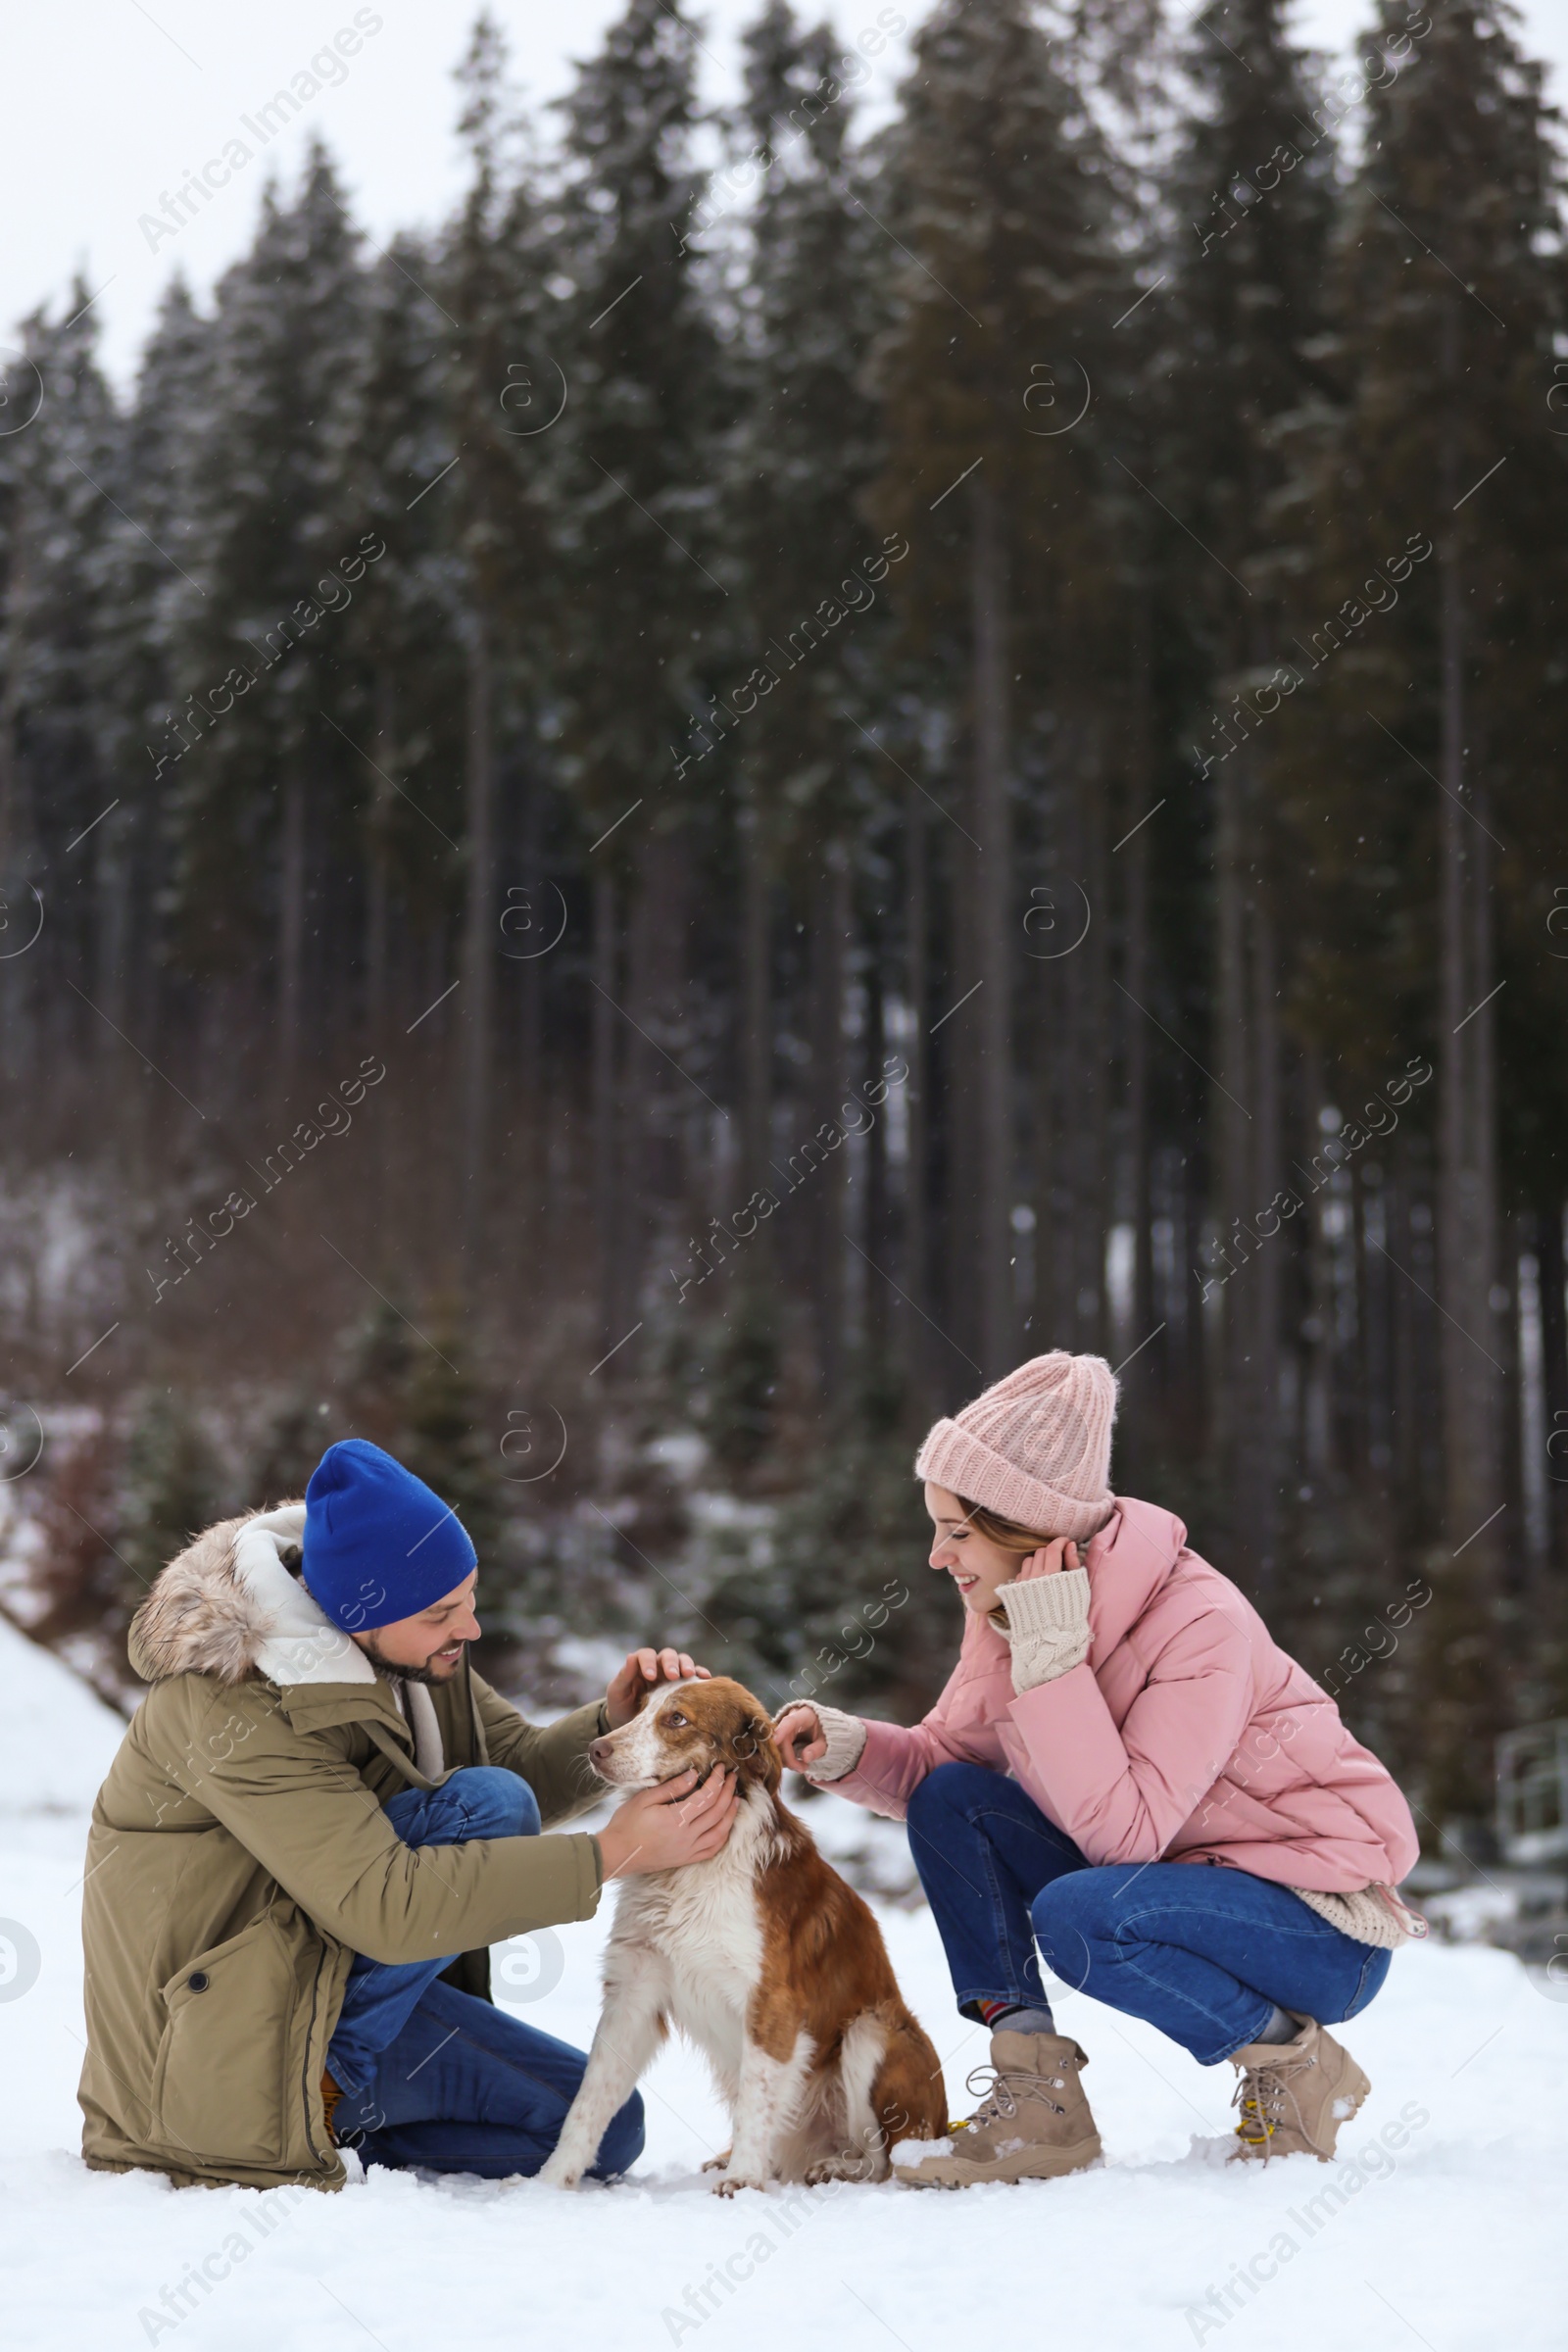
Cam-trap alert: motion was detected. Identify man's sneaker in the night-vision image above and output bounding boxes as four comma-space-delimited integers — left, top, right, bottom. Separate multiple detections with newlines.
894, 2032, 1102, 2187
1227, 2016, 1370, 2163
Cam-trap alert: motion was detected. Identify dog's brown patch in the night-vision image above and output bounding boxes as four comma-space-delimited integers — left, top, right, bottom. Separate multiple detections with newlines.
748, 1818, 948, 2150
616, 1677, 783, 1794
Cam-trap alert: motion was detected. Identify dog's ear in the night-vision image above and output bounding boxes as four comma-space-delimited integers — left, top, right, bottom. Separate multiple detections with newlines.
723, 1709, 780, 1792
735, 1710, 782, 1794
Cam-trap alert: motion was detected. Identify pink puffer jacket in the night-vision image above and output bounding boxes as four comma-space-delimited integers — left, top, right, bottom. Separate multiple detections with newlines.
817, 1496, 1418, 1892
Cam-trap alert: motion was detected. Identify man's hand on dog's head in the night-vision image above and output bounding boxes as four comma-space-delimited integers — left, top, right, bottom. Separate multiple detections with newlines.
606, 1646, 710, 1729
772, 1705, 827, 1773
597, 1765, 739, 1879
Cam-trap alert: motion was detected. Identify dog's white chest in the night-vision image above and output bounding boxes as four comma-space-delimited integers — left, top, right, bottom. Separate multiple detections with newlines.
610, 1812, 768, 2062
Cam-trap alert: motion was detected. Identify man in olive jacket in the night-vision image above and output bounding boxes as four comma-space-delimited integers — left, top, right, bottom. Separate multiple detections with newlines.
78, 1440, 736, 2191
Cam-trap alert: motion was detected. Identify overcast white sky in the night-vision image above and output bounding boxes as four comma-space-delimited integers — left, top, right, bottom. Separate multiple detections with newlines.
6, 0, 1566, 387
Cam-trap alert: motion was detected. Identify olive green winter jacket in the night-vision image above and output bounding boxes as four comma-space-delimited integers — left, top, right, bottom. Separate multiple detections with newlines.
77, 1504, 607, 2190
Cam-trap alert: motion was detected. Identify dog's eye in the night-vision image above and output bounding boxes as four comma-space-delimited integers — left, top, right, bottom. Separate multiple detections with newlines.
665, 1711, 687, 1728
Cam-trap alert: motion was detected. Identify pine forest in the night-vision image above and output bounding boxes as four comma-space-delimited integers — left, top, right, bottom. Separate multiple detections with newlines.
2, 0, 1566, 1843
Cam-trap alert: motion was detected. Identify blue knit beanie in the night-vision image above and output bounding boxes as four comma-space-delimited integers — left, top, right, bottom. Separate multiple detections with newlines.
302, 1439, 477, 1631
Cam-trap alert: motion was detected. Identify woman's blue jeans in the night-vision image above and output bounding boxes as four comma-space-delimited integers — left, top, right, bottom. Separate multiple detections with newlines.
326, 1764, 643, 2179
906, 1761, 1392, 2066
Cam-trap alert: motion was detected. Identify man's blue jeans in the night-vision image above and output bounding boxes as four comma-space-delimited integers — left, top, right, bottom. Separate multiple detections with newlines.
327, 1765, 644, 2179
906, 1762, 1392, 2066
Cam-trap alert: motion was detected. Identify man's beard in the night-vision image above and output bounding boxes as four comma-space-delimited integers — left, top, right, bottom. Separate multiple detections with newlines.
360, 1633, 468, 1686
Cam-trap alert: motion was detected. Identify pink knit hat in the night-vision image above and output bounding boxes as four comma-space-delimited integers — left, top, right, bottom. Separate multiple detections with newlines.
914, 1352, 1118, 1542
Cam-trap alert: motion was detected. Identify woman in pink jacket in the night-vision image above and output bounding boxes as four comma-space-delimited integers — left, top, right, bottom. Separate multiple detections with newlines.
773, 1351, 1423, 2188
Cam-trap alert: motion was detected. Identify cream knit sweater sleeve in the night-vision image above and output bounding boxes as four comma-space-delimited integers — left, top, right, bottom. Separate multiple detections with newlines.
804, 1704, 869, 1783
993, 1566, 1093, 1693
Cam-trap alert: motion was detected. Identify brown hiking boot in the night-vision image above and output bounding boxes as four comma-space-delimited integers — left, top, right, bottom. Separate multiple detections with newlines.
894, 2032, 1102, 2188
1228, 2016, 1370, 2163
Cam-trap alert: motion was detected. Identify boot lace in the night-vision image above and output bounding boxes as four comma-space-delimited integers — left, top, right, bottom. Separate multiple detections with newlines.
1231, 2049, 1312, 2150
955, 2060, 1066, 2133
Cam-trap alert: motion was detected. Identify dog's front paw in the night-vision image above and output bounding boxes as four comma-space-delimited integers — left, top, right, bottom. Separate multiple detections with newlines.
538, 2154, 582, 2190
805, 2153, 879, 2184
712, 2172, 766, 2197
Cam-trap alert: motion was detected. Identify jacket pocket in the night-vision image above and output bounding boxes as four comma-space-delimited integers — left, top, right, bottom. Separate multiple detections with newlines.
149, 1914, 295, 2169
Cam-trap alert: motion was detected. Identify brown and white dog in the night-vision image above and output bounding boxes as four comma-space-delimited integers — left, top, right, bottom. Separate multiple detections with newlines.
539, 1676, 947, 2193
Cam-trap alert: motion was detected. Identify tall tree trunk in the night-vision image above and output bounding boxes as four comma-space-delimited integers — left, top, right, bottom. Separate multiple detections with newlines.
1033, 978, 1061, 1348
624, 827, 690, 1359
864, 917, 890, 1374
1078, 734, 1110, 1356
278, 769, 306, 1095
0, 529, 33, 1095
367, 663, 395, 1046
517, 749, 545, 1213
943, 788, 982, 1379
1301, 1042, 1332, 1478
810, 848, 851, 1401
1437, 502, 1473, 1533
733, 783, 776, 1390
1186, 1136, 1213, 1456
1435, 295, 1503, 1573
904, 784, 933, 1414
121, 774, 156, 1179
1470, 758, 1500, 1519
592, 870, 622, 1348
971, 476, 1013, 1378
1429, 300, 1504, 1812
1250, 875, 1282, 1592
1212, 716, 1250, 1530
0, 543, 22, 879
1390, 1129, 1421, 1511
460, 619, 497, 1262
1123, 604, 1157, 1420
740, 789, 772, 1220
94, 809, 130, 1035
1538, 1201, 1568, 1577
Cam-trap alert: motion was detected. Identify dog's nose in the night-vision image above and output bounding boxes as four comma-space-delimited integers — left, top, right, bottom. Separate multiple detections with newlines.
588, 1736, 613, 1771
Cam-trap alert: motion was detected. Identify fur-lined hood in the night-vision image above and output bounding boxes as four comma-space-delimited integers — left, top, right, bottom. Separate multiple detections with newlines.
129, 1503, 376, 1688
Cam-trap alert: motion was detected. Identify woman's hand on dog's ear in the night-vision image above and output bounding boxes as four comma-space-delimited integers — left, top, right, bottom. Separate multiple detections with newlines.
772, 1705, 827, 1772
606, 1646, 711, 1729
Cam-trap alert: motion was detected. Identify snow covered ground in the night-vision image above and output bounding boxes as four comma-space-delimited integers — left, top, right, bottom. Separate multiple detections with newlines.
2, 1617, 1563, 2351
